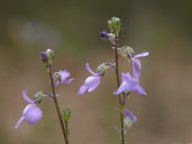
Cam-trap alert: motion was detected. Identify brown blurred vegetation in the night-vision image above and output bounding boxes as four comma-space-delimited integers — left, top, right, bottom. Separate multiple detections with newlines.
0, 0, 192, 144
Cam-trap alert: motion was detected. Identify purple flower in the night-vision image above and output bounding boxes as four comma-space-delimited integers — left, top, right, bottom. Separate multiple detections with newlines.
100, 31, 109, 40
40, 51, 48, 60
113, 72, 147, 95
15, 90, 42, 129
131, 51, 149, 79
78, 63, 101, 96
54, 70, 74, 86
124, 108, 137, 128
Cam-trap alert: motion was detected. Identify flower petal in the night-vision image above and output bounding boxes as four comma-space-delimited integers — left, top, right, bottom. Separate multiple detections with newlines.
85, 63, 98, 76
88, 76, 101, 92
134, 51, 149, 59
113, 82, 128, 95
22, 90, 36, 104
23, 104, 42, 125
134, 85, 147, 95
132, 58, 141, 79
62, 78, 74, 84
15, 116, 25, 129
122, 72, 132, 82
60, 70, 70, 80
78, 85, 88, 96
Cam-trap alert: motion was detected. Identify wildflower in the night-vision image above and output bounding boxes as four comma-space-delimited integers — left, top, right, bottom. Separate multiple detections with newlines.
131, 51, 149, 79
15, 90, 42, 129
100, 31, 109, 40
124, 108, 137, 128
113, 72, 147, 95
78, 63, 102, 96
53, 70, 74, 86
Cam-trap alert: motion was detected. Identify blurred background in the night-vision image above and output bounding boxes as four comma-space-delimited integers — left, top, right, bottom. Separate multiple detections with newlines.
1, 0, 192, 144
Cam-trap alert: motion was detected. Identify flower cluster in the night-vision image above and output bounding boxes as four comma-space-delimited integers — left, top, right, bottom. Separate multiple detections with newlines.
78, 17, 149, 129
15, 17, 149, 144
15, 49, 73, 129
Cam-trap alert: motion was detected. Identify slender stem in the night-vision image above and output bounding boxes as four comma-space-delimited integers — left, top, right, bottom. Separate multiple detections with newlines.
48, 66, 69, 144
64, 121, 68, 135
114, 37, 125, 144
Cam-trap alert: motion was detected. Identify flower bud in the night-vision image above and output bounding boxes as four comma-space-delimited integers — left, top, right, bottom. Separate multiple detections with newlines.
33, 91, 48, 104
108, 17, 121, 35
123, 109, 137, 128
100, 31, 109, 40
119, 46, 135, 58
46, 48, 54, 61
53, 72, 62, 82
40, 51, 48, 63
108, 33, 115, 41
40, 48, 54, 67
96, 63, 115, 76
62, 108, 72, 122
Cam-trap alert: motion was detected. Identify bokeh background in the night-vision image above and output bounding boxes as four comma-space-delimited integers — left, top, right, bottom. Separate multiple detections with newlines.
1, 0, 192, 144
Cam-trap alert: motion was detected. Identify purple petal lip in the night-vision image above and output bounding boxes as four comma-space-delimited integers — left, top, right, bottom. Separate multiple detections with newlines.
78, 75, 101, 96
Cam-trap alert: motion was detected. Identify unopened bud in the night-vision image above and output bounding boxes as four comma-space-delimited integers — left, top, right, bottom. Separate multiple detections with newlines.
96, 63, 115, 76
62, 108, 72, 122
108, 17, 121, 35
119, 46, 135, 58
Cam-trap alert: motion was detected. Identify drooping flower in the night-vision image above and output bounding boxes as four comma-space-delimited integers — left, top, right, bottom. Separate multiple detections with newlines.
113, 72, 147, 95
53, 70, 74, 86
78, 63, 102, 96
124, 108, 137, 128
15, 90, 42, 129
131, 51, 149, 79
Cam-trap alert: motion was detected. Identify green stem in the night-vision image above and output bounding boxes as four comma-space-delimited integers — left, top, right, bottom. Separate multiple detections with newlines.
114, 38, 125, 144
48, 66, 69, 144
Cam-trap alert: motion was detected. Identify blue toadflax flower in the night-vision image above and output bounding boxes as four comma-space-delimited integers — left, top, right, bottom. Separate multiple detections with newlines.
131, 51, 149, 79
15, 90, 42, 129
78, 63, 102, 96
124, 108, 137, 128
113, 72, 147, 95
53, 70, 74, 86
